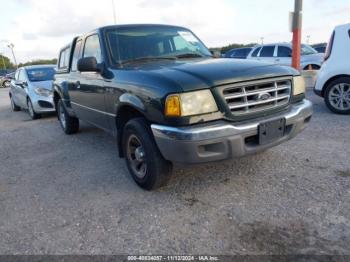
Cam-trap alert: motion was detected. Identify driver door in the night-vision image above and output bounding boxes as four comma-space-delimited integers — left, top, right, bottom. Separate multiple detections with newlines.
14, 69, 28, 108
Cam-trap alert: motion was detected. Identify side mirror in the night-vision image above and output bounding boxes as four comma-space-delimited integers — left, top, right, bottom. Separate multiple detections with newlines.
77, 57, 100, 72
15, 80, 27, 87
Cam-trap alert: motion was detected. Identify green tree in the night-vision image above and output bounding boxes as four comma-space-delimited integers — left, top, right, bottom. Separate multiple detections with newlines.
0, 54, 15, 70
18, 58, 57, 67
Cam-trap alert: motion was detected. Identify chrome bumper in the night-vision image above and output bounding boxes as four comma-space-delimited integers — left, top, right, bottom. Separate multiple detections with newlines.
151, 99, 313, 163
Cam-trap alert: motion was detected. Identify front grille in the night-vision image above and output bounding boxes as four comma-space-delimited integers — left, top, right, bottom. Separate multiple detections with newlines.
222, 77, 292, 116
38, 100, 54, 108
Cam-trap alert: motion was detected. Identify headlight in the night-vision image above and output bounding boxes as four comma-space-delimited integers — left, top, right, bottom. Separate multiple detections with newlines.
165, 90, 218, 117
293, 76, 306, 96
34, 87, 52, 97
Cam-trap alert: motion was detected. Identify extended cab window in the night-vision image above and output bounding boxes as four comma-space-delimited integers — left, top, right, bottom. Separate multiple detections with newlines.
83, 35, 102, 63
58, 48, 70, 69
71, 40, 82, 71
277, 46, 292, 57
260, 46, 275, 57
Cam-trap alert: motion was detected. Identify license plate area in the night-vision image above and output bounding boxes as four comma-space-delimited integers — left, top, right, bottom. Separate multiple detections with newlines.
258, 118, 286, 145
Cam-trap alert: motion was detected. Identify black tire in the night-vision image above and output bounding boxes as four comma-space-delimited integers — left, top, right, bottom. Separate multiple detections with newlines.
27, 98, 41, 120
324, 77, 350, 115
10, 95, 20, 111
57, 99, 79, 134
122, 118, 172, 190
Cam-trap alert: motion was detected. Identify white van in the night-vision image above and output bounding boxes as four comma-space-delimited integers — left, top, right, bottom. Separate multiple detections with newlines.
314, 23, 350, 114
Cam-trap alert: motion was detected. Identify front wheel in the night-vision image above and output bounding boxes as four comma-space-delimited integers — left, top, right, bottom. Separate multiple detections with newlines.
122, 118, 172, 190
10, 95, 20, 111
27, 98, 40, 120
57, 99, 79, 134
324, 77, 350, 114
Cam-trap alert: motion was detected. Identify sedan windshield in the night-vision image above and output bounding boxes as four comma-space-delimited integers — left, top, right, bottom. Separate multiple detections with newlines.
27, 68, 55, 82
301, 44, 318, 55
106, 26, 212, 64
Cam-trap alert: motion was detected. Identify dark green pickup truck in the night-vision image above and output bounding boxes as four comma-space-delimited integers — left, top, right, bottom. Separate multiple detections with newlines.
53, 24, 312, 190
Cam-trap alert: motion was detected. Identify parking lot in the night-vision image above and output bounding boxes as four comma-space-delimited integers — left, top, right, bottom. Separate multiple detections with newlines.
0, 87, 349, 254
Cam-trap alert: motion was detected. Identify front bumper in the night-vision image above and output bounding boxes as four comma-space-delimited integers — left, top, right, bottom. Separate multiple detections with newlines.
151, 99, 313, 164
31, 94, 55, 113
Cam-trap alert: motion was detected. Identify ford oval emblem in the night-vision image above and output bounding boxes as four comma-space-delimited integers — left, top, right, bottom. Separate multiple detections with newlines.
257, 92, 271, 101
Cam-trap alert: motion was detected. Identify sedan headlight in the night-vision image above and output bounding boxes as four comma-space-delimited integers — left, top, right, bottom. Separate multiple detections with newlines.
34, 87, 52, 97
165, 90, 218, 117
293, 76, 306, 96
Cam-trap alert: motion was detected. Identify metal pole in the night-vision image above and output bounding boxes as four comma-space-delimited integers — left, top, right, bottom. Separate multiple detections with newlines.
7, 44, 17, 69
111, 0, 117, 24
291, 0, 302, 70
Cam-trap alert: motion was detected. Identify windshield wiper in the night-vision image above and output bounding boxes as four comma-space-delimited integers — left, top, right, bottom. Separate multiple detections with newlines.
175, 53, 207, 59
120, 56, 176, 65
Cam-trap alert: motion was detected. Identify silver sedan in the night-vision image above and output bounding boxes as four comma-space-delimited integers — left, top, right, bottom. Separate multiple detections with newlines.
9, 65, 56, 119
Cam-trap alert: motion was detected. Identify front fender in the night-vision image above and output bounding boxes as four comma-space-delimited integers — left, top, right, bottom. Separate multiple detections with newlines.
115, 93, 146, 115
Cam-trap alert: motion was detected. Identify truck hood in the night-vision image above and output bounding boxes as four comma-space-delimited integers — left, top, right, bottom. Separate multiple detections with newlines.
121, 58, 296, 92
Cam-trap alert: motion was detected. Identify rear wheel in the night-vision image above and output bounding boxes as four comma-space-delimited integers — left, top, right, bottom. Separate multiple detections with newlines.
27, 98, 40, 120
324, 77, 350, 114
122, 118, 172, 190
10, 95, 20, 111
57, 99, 79, 134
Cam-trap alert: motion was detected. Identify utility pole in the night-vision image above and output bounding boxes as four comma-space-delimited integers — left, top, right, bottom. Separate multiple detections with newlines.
111, 0, 117, 24
306, 35, 310, 44
291, 0, 302, 70
7, 43, 17, 69
260, 37, 264, 45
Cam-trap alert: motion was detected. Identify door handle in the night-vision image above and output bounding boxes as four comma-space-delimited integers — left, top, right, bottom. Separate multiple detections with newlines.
275, 59, 280, 62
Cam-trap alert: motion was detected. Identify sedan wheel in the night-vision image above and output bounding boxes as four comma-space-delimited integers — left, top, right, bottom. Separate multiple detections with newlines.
326, 82, 350, 114
4, 81, 10, 88
27, 99, 40, 119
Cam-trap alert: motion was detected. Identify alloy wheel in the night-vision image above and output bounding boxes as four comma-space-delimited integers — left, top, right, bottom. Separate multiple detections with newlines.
58, 103, 66, 129
126, 134, 147, 179
328, 83, 350, 111
28, 100, 35, 118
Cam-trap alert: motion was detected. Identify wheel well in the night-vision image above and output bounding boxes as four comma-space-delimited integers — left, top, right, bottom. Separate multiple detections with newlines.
53, 91, 60, 109
303, 64, 320, 70
321, 74, 350, 97
116, 105, 145, 158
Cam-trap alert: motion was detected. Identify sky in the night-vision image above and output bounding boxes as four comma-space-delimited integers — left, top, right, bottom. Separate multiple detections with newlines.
0, 0, 349, 63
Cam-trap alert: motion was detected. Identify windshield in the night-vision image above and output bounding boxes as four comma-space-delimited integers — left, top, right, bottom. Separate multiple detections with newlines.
26, 68, 55, 82
106, 26, 212, 64
301, 44, 318, 55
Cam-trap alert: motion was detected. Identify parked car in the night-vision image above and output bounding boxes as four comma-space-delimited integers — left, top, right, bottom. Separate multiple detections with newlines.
53, 24, 312, 190
224, 47, 253, 59
312, 43, 327, 54
314, 23, 350, 114
0, 72, 15, 88
9, 65, 56, 119
247, 43, 324, 70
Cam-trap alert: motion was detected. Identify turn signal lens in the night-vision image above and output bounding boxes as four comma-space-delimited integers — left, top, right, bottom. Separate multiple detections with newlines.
165, 95, 181, 117
293, 76, 306, 96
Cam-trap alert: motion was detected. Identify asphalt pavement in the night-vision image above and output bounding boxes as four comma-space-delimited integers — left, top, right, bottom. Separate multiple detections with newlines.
0, 87, 349, 255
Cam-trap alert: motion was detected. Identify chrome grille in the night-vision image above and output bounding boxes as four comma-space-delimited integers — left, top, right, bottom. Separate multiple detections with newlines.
222, 77, 292, 116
